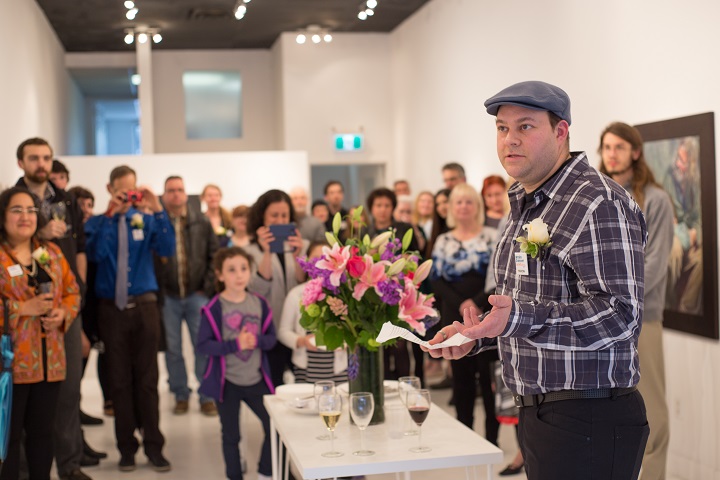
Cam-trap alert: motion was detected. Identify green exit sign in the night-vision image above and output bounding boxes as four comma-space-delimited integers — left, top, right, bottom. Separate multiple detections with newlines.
334, 134, 363, 151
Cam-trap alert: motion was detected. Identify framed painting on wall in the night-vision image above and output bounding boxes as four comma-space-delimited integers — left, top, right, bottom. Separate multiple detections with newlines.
635, 112, 718, 339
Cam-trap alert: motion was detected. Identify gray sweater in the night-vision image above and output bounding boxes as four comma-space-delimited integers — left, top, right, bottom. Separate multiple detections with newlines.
631, 184, 675, 322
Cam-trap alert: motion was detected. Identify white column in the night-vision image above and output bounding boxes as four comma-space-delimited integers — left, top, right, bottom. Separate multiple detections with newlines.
135, 37, 155, 153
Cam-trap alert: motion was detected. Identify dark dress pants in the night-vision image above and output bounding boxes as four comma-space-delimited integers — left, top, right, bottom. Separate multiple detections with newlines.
1, 381, 61, 480
98, 300, 165, 457
53, 316, 83, 476
267, 343, 292, 388
518, 390, 649, 480
449, 348, 501, 445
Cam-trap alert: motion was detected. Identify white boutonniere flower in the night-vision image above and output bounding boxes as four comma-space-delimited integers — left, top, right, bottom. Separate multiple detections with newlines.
130, 213, 144, 230
32, 246, 50, 266
214, 225, 227, 236
516, 218, 552, 259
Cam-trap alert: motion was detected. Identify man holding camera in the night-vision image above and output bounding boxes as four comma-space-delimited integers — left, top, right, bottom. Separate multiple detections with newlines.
84, 165, 175, 472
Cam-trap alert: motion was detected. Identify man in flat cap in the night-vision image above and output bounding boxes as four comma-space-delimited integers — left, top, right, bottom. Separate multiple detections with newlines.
426, 81, 650, 479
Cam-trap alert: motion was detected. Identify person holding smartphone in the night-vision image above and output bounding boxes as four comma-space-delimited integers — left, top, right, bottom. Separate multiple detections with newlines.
245, 189, 307, 388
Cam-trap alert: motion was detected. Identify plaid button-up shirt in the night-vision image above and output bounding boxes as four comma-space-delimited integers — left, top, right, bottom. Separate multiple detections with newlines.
477, 152, 647, 396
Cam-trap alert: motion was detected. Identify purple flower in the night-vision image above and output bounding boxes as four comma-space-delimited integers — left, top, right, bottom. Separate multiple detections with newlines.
377, 279, 402, 305
347, 353, 359, 380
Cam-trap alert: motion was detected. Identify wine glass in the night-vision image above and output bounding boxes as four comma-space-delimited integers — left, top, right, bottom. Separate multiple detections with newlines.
406, 389, 431, 453
349, 392, 374, 456
318, 393, 343, 458
398, 376, 421, 435
50, 201, 70, 238
314, 381, 335, 440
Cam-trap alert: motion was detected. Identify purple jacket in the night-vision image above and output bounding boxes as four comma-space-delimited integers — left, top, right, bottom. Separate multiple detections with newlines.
197, 293, 276, 402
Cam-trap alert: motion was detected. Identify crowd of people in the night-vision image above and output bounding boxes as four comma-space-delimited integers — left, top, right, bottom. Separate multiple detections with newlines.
0, 79, 676, 480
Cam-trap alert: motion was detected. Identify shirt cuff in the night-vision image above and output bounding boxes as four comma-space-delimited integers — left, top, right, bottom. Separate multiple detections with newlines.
501, 299, 534, 338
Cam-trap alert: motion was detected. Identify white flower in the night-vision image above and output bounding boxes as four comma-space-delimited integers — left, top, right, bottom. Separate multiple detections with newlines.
130, 213, 144, 230
32, 247, 50, 266
214, 225, 226, 236
523, 218, 550, 244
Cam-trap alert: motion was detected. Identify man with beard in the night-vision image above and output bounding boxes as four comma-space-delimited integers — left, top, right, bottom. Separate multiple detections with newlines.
15, 137, 96, 480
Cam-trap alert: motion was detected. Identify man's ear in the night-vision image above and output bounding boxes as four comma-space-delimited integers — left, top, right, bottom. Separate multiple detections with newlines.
555, 120, 570, 143
632, 149, 641, 161
106, 183, 113, 195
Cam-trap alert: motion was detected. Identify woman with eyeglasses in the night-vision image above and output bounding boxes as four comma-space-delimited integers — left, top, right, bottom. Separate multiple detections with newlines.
0, 187, 80, 480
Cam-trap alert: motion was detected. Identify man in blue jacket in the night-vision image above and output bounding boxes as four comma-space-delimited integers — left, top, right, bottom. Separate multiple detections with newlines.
84, 165, 175, 473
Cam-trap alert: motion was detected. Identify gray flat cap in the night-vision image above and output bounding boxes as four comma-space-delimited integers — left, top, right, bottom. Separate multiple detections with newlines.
484, 81, 571, 125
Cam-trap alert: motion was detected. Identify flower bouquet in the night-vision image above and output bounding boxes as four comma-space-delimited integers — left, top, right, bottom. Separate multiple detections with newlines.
298, 209, 438, 423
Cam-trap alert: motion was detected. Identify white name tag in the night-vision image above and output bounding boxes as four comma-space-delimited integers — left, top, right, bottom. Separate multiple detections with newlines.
7, 264, 23, 277
132, 229, 145, 241
515, 252, 529, 276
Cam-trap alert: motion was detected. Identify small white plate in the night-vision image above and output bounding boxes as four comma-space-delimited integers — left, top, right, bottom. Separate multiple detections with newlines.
336, 380, 399, 399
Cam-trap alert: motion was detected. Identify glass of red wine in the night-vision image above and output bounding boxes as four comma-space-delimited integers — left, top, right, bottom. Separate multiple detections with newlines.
406, 388, 431, 453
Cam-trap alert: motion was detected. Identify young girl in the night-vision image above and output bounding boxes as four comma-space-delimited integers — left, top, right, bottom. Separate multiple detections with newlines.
197, 247, 276, 480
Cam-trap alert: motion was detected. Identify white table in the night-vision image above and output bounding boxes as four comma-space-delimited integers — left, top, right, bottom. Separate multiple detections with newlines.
264, 395, 504, 480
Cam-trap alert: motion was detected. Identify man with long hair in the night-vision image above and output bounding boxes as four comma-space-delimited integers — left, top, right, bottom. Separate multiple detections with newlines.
599, 122, 674, 480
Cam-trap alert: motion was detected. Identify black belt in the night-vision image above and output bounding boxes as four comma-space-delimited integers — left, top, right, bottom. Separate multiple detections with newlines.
513, 386, 637, 408
101, 292, 157, 310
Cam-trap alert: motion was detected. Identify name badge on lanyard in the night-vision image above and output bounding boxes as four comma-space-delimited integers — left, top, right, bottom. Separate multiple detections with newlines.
515, 252, 529, 276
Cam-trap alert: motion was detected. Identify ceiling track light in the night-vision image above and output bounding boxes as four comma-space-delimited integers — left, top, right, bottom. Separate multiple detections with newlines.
358, 0, 376, 20
123, 27, 162, 45
295, 25, 332, 45
124, 0, 135, 9
234, 0, 255, 20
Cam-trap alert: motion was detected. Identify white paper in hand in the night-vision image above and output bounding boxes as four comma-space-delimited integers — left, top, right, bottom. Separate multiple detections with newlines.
375, 322, 474, 349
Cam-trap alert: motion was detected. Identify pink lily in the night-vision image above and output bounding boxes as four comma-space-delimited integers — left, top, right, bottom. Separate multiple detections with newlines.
352, 255, 389, 301
316, 244, 351, 286
398, 282, 436, 335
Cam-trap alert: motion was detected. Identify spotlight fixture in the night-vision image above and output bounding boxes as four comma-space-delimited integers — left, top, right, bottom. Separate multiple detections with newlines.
295, 25, 333, 45
124, 0, 135, 9
123, 27, 162, 45
358, 0, 376, 20
126, 7, 138, 20
234, 0, 256, 20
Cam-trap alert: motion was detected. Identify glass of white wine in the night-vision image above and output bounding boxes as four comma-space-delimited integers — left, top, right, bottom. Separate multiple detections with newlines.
398, 376, 421, 435
313, 380, 335, 440
349, 392, 374, 456
318, 393, 343, 458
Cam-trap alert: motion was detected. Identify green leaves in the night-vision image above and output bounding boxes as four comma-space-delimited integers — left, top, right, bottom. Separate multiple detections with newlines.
401, 227, 413, 251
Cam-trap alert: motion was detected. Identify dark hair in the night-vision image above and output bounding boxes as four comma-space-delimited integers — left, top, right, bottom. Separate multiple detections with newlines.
16, 137, 52, 161
366, 187, 397, 212
425, 188, 451, 258
311, 199, 330, 212
109, 165, 136, 185
307, 240, 329, 257
52, 159, 69, 175
68, 186, 94, 202
164, 175, 183, 187
323, 180, 344, 195
441, 162, 466, 177
393, 180, 409, 188
0, 187, 48, 242
212, 247, 254, 292
248, 189, 296, 242
598, 122, 659, 210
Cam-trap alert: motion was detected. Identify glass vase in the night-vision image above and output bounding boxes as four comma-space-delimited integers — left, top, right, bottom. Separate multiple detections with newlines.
348, 345, 385, 425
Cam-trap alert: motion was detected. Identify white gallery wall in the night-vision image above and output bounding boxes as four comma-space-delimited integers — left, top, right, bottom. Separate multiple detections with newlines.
391, 0, 720, 478
0, 0, 81, 187
59, 151, 309, 210
152, 49, 278, 153
277, 32, 396, 172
